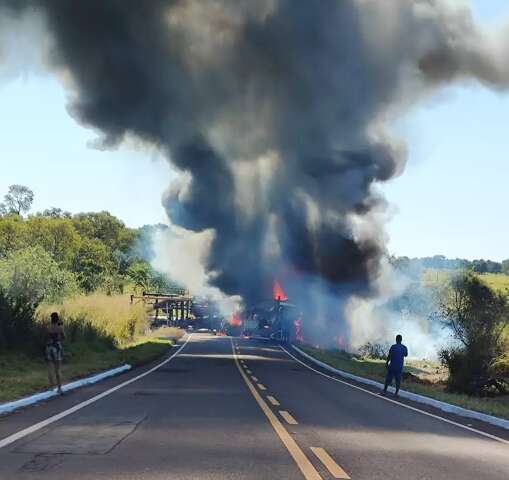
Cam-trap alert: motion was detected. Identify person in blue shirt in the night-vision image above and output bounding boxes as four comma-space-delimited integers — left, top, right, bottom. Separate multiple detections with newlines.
382, 334, 408, 397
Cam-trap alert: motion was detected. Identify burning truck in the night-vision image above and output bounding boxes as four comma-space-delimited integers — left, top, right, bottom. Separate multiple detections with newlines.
227, 281, 304, 343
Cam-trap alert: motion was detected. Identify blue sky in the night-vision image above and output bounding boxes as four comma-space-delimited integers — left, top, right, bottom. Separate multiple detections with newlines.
384, 1, 509, 261
1, 1, 508, 261
0, 76, 172, 227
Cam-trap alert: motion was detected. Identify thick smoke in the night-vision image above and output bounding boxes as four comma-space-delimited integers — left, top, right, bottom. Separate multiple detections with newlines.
2, 0, 509, 347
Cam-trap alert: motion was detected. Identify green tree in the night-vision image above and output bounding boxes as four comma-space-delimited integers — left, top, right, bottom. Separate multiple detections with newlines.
0, 205, 158, 297
127, 261, 154, 291
25, 217, 80, 268
0, 215, 28, 257
72, 211, 131, 252
39, 207, 72, 219
127, 261, 171, 292
501, 259, 509, 275
4, 184, 34, 215
72, 238, 112, 292
438, 272, 509, 395
0, 246, 79, 303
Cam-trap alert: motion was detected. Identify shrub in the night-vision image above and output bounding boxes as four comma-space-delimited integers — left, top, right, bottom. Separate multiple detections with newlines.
359, 341, 390, 360
0, 246, 79, 303
438, 272, 509, 395
491, 326, 509, 391
0, 289, 40, 351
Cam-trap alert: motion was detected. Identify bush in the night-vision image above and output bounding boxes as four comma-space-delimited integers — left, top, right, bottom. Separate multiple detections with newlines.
0, 246, 79, 303
438, 272, 509, 395
358, 341, 390, 360
0, 289, 40, 351
38, 293, 149, 345
491, 326, 509, 390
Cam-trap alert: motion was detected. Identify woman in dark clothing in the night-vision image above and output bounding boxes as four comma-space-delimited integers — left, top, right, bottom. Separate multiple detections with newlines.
45, 312, 65, 395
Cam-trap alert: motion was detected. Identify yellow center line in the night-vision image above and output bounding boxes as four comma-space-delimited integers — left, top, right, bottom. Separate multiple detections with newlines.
279, 410, 298, 425
231, 338, 322, 480
310, 447, 350, 479
267, 395, 281, 406
257, 383, 267, 391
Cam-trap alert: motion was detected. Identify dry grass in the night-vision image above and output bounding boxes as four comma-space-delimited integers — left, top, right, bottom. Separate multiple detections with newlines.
478, 273, 509, 294
38, 293, 149, 345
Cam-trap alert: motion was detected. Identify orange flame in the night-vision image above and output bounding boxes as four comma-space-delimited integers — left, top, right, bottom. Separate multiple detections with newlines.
230, 312, 242, 327
272, 280, 288, 301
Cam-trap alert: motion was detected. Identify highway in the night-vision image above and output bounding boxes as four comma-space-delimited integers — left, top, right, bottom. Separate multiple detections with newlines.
0, 333, 508, 479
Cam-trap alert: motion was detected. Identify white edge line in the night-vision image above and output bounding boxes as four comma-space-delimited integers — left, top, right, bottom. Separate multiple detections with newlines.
0, 365, 132, 416
291, 344, 509, 432
281, 345, 509, 446
0, 334, 193, 450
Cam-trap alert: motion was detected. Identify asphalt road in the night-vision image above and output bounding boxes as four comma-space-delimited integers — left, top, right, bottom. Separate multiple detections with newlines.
0, 333, 508, 479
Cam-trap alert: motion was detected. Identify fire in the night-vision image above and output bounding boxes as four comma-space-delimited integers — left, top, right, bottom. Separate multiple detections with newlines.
230, 312, 242, 327
272, 279, 288, 301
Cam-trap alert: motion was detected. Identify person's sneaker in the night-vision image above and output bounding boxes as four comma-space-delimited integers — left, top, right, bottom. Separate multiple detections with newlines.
57, 387, 64, 396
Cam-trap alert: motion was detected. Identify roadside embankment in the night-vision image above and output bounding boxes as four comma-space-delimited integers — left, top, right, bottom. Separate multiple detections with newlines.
0, 330, 183, 403
298, 345, 509, 421
1, 291, 185, 402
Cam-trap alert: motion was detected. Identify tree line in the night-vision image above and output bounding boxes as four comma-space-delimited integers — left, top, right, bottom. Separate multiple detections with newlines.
390, 254, 509, 275
0, 184, 173, 304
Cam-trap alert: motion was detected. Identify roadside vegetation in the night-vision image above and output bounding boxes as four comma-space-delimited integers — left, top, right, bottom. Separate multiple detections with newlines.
302, 266, 509, 420
300, 345, 509, 419
438, 273, 509, 396
38, 294, 149, 345
0, 184, 183, 403
0, 331, 181, 402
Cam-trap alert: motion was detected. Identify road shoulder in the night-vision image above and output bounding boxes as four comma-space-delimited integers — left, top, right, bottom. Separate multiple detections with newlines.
284, 343, 509, 444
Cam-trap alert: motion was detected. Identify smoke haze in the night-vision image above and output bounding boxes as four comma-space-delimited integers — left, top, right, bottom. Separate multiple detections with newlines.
2, 0, 509, 350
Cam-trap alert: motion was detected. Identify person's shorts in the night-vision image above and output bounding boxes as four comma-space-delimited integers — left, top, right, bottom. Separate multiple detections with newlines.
385, 367, 402, 386
45, 343, 63, 362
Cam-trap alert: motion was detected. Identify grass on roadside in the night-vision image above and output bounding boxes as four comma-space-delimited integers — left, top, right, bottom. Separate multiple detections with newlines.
300, 345, 509, 420
38, 293, 149, 345
0, 329, 183, 403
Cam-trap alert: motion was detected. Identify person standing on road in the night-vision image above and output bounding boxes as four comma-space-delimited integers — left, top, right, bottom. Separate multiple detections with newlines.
382, 334, 408, 397
45, 312, 65, 395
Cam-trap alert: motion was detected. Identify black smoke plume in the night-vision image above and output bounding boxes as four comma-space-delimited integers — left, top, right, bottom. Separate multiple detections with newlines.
2, 1, 509, 341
